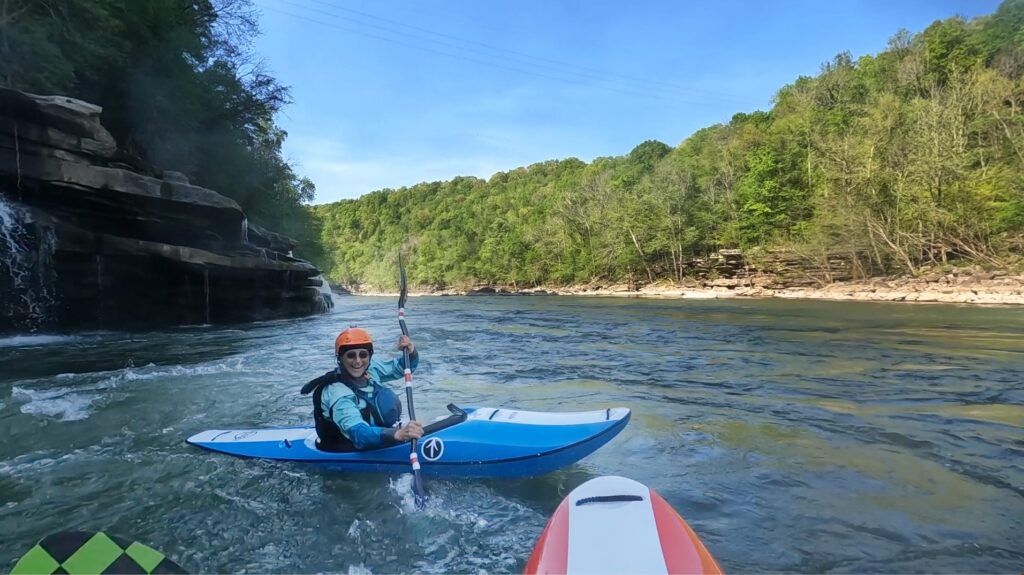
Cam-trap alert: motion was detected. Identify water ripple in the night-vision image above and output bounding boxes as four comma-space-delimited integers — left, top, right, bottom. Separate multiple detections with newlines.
0, 297, 1021, 573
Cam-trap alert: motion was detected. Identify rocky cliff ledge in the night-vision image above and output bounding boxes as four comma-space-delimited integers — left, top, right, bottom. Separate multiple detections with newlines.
0, 89, 332, 333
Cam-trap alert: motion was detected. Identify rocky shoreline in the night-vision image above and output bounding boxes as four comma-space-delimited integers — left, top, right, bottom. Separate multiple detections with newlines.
349, 270, 1024, 305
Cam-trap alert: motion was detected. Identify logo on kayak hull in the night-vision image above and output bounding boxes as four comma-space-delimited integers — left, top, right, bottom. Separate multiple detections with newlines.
421, 437, 444, 461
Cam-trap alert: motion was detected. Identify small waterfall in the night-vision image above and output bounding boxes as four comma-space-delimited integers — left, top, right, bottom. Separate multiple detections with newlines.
37, 226, 56, 318
0, 196, 55, 330
313, 275, 334, 313
0, 196, 26, 259
241, 218, 249, 245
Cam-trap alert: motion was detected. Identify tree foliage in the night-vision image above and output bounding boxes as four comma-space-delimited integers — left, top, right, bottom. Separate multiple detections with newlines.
0, 0, 321, 260
311, 0, 1024, 290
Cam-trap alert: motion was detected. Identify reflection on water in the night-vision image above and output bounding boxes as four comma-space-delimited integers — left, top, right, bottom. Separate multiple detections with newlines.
804, 396, 1024, 427
921, 403, 1024, 426
0, 296, 1021, 573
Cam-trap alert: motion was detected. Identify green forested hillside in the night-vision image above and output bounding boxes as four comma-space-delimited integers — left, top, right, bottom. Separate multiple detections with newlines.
1, 0, 321, 259
314, 1, 1024, 290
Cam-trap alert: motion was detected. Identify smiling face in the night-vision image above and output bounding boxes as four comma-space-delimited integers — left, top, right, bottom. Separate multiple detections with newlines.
339, 348, 371, 378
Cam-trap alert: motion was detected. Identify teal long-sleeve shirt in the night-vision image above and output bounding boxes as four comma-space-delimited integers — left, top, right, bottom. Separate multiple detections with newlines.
319, 351, 418, 449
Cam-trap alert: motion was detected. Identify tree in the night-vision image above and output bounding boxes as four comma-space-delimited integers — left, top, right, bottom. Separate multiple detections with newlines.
1, 0, 319, 258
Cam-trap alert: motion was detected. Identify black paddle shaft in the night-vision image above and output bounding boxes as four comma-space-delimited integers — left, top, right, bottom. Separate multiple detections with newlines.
398, 256, 427, 504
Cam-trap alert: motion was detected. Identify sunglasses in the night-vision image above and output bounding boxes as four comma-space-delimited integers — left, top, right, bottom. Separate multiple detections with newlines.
341, 350, 370, 361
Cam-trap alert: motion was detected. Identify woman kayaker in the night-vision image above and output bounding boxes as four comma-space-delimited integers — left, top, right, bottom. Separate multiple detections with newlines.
300, 326, 424, 451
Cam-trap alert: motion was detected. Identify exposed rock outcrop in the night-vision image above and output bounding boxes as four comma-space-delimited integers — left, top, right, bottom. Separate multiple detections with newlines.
0, 88, 332, 333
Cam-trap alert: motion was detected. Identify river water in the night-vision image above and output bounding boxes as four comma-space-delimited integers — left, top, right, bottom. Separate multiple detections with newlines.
1, 296, 1021, 573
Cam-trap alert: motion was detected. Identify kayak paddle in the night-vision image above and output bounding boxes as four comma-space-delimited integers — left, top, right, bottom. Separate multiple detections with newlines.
398, 254, 428, 506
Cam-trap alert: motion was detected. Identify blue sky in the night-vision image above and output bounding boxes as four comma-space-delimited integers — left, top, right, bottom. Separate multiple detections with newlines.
251, 0, 1003, 204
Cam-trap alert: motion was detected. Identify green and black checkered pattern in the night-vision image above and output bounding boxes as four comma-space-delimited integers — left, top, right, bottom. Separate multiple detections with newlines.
11, 531, 187, 575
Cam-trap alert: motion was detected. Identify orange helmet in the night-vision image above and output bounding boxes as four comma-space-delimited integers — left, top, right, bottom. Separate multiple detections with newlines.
335, 326, 373, 356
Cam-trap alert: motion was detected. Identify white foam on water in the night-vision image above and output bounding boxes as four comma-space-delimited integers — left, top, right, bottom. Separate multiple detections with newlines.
50, 356, 247, 385
0, 454, 62, 477
389, 476, 528, 534
91, 358, 247, 384
11, 355, 250, 421
0, 447, 96, 477
12, 384, 106, 421
163, 357, 248, 377
396, 480, 536, 574
0, 334, 79, 348
390, 474, 422, 513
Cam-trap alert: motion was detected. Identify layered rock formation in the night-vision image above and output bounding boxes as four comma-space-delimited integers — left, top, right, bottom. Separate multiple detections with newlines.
0, 88, 332, 333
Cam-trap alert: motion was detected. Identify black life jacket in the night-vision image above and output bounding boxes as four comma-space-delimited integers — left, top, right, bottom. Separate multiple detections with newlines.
302, 368, 403, 450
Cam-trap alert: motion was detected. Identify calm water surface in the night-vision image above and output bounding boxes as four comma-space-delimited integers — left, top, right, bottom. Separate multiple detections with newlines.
1, 296, 1022, 573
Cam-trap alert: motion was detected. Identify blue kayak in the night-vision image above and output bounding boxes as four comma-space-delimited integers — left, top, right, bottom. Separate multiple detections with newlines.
186, 405, 630, 478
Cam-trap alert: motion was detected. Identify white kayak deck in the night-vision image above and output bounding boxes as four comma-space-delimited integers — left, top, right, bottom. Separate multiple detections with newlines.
188, 406, 630, 445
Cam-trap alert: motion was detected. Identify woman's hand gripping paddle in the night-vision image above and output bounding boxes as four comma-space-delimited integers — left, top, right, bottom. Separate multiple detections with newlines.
399, 255, 428, 507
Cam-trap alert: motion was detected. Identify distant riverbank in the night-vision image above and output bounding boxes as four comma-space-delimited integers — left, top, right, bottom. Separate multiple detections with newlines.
349, 270, 1024, 305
